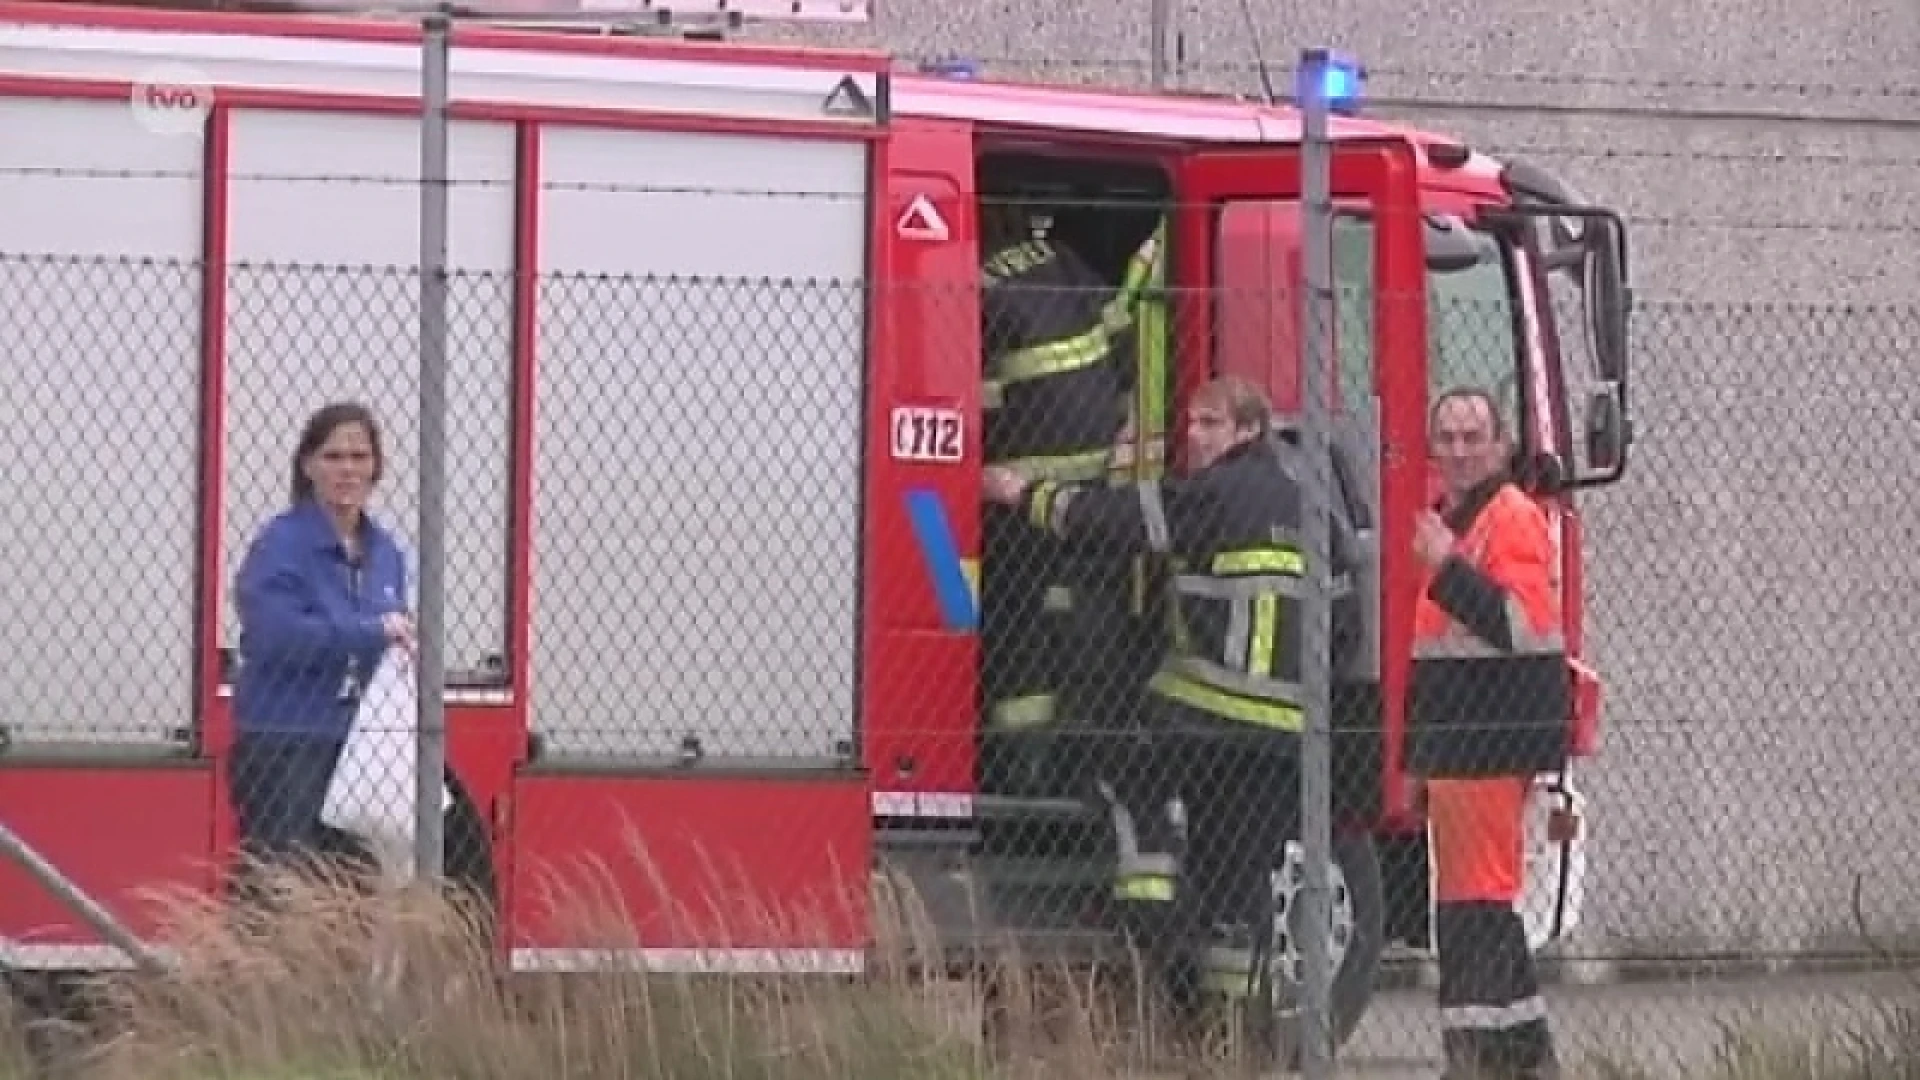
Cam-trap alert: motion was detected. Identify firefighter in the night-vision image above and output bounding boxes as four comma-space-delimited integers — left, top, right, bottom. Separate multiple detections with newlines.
977, 193, 1131, 792
1407, 386, 1570, 1080
982, 375, 1345, 1037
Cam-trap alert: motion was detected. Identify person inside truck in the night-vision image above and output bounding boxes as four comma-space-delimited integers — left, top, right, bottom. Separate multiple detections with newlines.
227, 401, 416, 912
983, 375, 1348, 1044
976, 187, 1133, 794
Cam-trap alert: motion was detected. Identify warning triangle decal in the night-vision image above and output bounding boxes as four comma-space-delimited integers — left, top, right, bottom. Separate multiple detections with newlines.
896, 195, 950, 241
822, 75, 875, 118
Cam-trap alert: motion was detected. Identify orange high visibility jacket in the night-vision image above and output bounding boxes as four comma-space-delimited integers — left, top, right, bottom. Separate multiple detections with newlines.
1406, 478, 1571, 778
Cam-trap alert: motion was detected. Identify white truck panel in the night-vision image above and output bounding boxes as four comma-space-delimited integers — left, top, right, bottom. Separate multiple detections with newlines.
529, 126, 867, 761
0, 25, 882, 128
218, 109, 517, 683
0, 97, 201, 745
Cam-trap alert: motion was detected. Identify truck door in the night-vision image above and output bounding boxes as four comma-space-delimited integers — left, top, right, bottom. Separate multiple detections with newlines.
1170, 141, 1428, 823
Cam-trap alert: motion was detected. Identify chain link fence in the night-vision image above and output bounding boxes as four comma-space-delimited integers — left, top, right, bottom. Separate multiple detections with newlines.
5, 118, 1920, 1075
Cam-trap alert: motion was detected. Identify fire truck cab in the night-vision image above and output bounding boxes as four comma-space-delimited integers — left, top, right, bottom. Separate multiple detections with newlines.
873, 62, 1629, 1046
0, 0, 1630, 1057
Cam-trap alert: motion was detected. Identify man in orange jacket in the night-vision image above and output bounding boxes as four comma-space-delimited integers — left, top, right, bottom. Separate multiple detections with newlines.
1408, 387, 1569, 1080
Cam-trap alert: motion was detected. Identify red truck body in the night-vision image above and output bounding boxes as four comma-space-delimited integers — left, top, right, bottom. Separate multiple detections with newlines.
0, 2, 1619, 1032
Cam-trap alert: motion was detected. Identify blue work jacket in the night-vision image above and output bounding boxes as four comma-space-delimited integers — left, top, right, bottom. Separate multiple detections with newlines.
231, 499, 410, 739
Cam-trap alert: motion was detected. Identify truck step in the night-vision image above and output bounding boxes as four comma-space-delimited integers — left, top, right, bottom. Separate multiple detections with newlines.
879, 849, 1123, 969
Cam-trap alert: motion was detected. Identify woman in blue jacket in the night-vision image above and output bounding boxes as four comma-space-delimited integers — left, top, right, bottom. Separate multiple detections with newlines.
229, 401, 414, 897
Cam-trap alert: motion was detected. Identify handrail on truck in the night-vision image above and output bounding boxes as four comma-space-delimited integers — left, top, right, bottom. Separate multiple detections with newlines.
0, 823, 171, 976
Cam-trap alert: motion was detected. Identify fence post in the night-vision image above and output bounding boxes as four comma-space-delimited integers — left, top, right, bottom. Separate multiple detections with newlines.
1295, 44, 1340, 1080
414, 2, 452, 885
1149, 0, 1171, 89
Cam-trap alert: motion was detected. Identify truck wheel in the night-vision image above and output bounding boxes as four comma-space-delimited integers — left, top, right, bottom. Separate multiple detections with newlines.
1263, 830, 1386, 1063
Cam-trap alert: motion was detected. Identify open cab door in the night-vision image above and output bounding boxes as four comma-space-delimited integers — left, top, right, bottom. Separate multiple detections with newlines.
1160, 138, 1430, 1044
1170, 140, 1428, 827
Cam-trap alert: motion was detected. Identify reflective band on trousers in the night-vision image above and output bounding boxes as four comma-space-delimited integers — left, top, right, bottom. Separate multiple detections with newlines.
989, 693, 1054, 730
1108, 793, 1179, 903
1415, 593, 1568, 659
983, 328, 1112, 409
1441, 995, 1549, 1031
1200, 944, 1259, 999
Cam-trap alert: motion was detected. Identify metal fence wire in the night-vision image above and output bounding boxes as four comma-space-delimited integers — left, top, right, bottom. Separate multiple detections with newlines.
4, 160, 1920, 1077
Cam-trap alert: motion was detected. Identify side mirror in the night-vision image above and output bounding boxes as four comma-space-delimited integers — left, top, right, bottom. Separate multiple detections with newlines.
1579, 385, 1628, 484
1582, 215, 1631, 388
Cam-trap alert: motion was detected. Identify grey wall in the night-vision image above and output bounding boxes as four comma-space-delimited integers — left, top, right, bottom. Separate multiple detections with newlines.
760, 0, 1920, 957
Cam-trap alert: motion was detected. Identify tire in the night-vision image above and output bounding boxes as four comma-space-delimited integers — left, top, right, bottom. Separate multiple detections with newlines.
1267, 830, 1387, 1065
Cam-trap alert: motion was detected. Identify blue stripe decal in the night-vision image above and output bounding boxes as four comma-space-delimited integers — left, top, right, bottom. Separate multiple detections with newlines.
904, 488, 978, 632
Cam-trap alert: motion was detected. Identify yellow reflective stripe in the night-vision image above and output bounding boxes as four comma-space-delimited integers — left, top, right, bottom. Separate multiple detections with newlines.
959, 557, 979, 610
1175, 572, 1301, 601
1164, 655, 1303, 703
991, 328, 1111, 385
1106, 436, 1166, 477
1249, 594, 1278, 678
989, 693, 1055, 730
1027, 480, 1060, 530
1101, 224, 1162, 333
982, 238, 1054, 283
1148, 669, 1304, 732
1115, 875, 1176, 902
1200, 944, 1257, 998
1212, 547, 1305, 577
993, 449, 1110, 484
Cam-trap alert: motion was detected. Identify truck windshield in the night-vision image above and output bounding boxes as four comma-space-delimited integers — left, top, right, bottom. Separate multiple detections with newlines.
1332, 215, 1523, 436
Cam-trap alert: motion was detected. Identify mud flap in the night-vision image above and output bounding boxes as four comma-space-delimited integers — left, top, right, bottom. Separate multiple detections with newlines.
1423, 776, 1588, 956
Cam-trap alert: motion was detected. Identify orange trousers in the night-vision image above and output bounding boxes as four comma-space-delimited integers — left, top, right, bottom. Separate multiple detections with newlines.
1426, 775, 1529, 906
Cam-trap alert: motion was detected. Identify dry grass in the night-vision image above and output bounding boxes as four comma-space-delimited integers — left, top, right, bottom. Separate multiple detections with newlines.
0, 852, 1194, 1080
1578, 1005, 1920, 1080
0, 856, 1912, 1080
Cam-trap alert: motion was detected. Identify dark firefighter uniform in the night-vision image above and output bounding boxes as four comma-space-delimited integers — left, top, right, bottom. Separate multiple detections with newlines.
1407, 474, 1570, 1079
979, 233, 1129, 771
1016, 434, 1334, 1022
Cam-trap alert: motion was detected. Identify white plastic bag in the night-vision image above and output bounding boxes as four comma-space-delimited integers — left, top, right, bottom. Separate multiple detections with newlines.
1516, 777, 1587, 951
319, 647, 452, 888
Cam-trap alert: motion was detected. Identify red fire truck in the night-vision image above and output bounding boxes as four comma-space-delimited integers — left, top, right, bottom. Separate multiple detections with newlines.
0, 0, 1627, 1051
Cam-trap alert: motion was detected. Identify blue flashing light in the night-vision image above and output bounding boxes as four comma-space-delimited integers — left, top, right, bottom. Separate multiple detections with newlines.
1295, 48, 1366, 116
918, 56, 983, 80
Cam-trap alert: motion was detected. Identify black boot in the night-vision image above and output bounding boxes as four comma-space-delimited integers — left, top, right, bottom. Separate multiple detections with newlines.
1441, 1028, 1489, 1080
1505, 1018, 1563, 1079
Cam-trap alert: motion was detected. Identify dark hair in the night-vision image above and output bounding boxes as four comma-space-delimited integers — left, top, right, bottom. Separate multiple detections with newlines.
289, 401, 384, 505
1430, 386, 1506, 441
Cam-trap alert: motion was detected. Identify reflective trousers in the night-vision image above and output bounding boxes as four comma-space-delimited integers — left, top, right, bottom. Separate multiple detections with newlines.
1102, 718, 1300, 1020
1428, 776, 1559, 1079
980, 506, 1159, 797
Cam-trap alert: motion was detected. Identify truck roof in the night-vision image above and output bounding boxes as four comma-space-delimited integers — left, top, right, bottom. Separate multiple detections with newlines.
0, 0, 1502, 182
